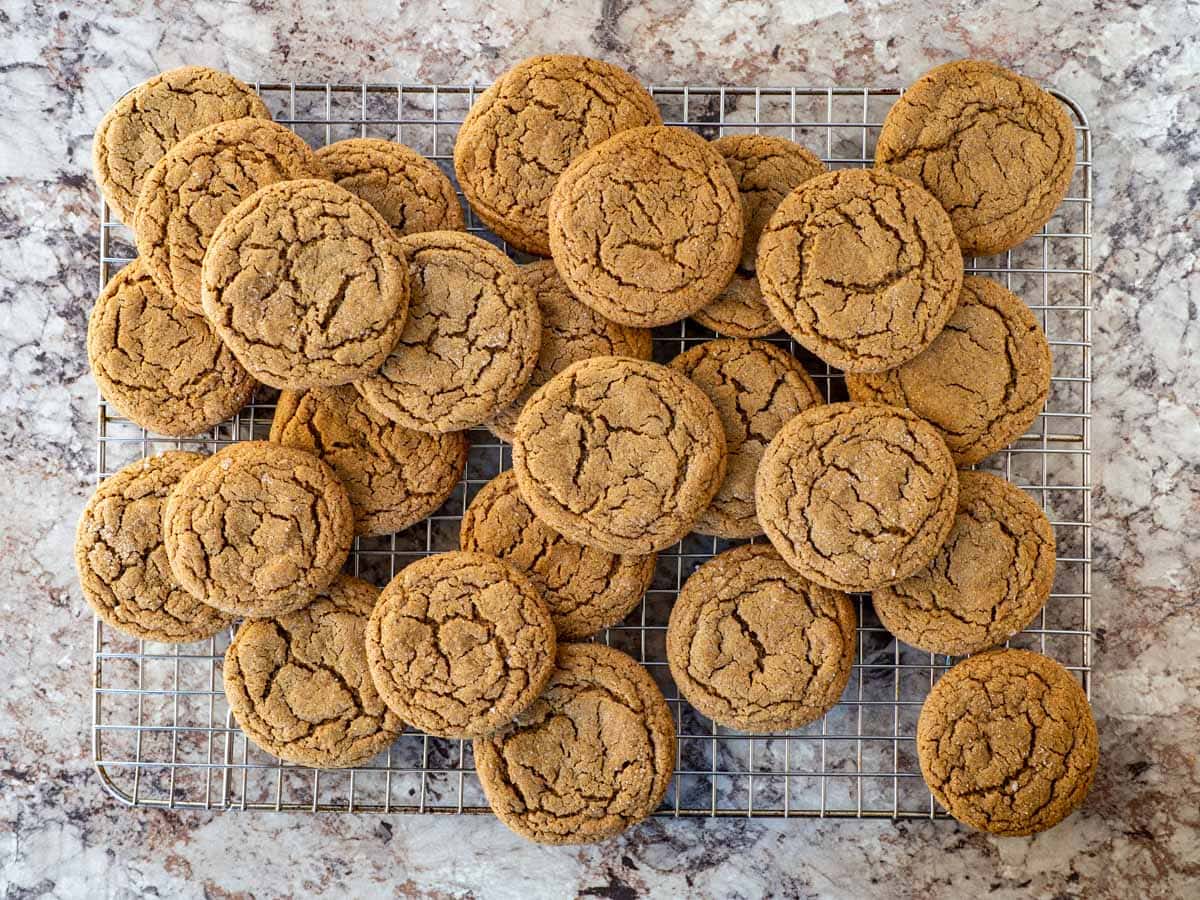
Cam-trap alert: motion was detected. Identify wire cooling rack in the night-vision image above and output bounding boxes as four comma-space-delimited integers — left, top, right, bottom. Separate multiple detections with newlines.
92, 81, 1092, 818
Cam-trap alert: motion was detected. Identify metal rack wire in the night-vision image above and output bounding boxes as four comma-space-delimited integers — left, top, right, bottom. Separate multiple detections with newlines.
93, 81, 1092, 817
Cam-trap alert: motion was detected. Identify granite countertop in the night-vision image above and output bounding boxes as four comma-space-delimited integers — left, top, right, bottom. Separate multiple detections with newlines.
2, 1, 1198, 897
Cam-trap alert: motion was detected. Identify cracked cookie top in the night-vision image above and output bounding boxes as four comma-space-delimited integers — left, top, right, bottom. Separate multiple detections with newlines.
460, 470, 655, 640
873, 471, 1056, 656
757, 168, 963, 373
846, 276, 1052, 466
135, 117, 325, 314
917, 648, 1098, 836
473, 642, 675, 845
453, 54, 661, 256
163, 441, 353, 618
876, 59, 1076, 256
75, 452, 231, 643
667, 544, 855, 731
512, 357, 728, 555
355, 230, 541, 433
670, 339, 823, 539
223, 575, 403, 768
93, 66, 270, 225
548, 125, 744, 327
87, 259, 256, 437
270, 384, 468, 537
365, 552, 556, 738
756, 402, 958, 592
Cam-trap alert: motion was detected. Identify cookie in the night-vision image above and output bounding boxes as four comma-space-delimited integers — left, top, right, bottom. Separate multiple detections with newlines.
93, 66, 270, 225
876, 59, 1076, 256
453, 54, 661, 256
134, 117, 325, 314
223, 575, 403, 768
548, 125, 743, 327
162, 441, 353, 618
917, 648, 1098, 835
486, 260, 653, 442
87, 259, 255, 436
75, 452, 231, 643
200, 179, 409, 390
512, 357, 727, 555
316, 137, 464, 235
757, 168, 963, 373
270, 384, 468, 537
667, 544, 855, 731
846, 276, 1052, 466
756, 402, 958, 592
473, 643, 675, 844
669, 339, 823, 538
365, 552, 556, 738
692, 135, 826, 338
355, 231, 541, 433
873, 471, 1056, 656
460, 470, 655, 640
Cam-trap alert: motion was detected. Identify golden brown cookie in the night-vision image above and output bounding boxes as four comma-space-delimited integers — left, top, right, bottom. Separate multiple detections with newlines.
355, 231, 541, 433
757, 168, 963, 373
873, 471, 1056, 656
846, 276, 1052, 466
365, 552, 556, 738
134, 117, 325, 314
453, 54, 662, 256
223, 575, 403, 768
200, 179, 409, 390
162, 441, 353, 618
917, 648, 1098, 835
756, 402, 958, 592
486, 260, 653, 442
876, 59, 1076, 256
93, 66, 270, 225
460, 470, 655, 640
512, 357, 727, 555
75, 452, 231, 643
87, 259, 255, 436
548, 125, 743, 327
473, 642, 675, 844
270, 384, 468, 537
316, 137, 464, 235
669, 339, 823, 538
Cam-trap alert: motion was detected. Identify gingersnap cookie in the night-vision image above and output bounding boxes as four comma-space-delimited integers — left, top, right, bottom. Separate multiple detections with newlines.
756, 402, 958, 592
224, 575, 403, 767
757, 168, 963, 373
162, 441, 353, 618
876, 59, 1076, 256
134, 117, 325, 314
355, 231, 540, 433
846, 276, 1052, 466
87, 259, 256, 436
873, 471, 1056, 656
918, 648, 1098, 835
316, 137, 464, 235
487, 260, 653, 442
474, 642, 675, 845
669, 339, 823, 539
461, 470, 655, 640
365, 552, 556, 739
454, 54, 661, 256
75, 452, 231, 643
201, 179, 409, 390
270, 384, 468, 537
512, 357, 727, 555
548, 125, 743, 327
93, 66, 270, 225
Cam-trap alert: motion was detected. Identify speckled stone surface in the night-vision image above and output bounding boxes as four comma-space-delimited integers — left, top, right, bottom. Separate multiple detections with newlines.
2, 2, 1198, 897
